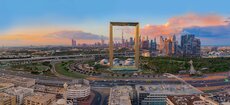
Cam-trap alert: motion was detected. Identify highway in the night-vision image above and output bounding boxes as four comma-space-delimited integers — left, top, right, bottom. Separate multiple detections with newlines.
0, 52, 134, 62
1, 68, 229, 89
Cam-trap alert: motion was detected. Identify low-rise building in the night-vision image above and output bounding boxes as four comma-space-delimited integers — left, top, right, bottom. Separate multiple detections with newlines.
66, 79, 91, 100
67, 84, 90, 100
108, 86, 133, 105
34, 85, 64, 95
203, 91, 230, 105
5, 86, 34, 105
0, 83, 14, 92
135, 84, 202, 105
24, 92, 56, 105
166, 95, 205, 105
0, 92, 16, 105
0, 74, 35, 87
166, 95, 219, 105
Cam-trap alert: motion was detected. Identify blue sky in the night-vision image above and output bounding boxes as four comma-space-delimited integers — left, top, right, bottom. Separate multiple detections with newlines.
0, 0, 230, 46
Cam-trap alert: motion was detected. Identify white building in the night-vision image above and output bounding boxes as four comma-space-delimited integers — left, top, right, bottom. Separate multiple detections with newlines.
124, 58, 135, 66
100, 59, 109, 65
67, 80, 90, 100
5, 86, 34, 105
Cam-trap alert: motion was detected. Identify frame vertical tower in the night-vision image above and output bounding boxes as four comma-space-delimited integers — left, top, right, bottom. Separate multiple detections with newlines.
109, 22, 140, 69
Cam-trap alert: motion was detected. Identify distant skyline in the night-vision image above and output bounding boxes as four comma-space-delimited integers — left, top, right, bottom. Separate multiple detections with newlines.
0, 0, 230, 46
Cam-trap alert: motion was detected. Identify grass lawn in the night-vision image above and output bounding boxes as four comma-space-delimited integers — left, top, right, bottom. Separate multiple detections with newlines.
55, 62, 87, 79
34, 65, 49, 71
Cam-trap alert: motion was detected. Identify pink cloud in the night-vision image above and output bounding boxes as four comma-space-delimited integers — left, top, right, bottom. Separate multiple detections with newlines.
140, 13, 227, 39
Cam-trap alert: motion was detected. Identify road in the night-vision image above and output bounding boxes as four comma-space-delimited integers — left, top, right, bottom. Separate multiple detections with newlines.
102, 96, 109, 105
1, 68, 230, 88
0, 52, 134, 62
91, 90, 102, 105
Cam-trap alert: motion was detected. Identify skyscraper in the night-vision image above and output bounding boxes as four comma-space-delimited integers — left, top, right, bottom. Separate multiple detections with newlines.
159, 36, 176, 56
130, 37, 134, 47
172, 35, 176, 54
142, 36, 149, 50
181, 34, 201, 57
121, 31, 125, 47
71, 39, 76, 47
101, 36, 105, 47
150, 38, 157, 52
159, 36, 165, 53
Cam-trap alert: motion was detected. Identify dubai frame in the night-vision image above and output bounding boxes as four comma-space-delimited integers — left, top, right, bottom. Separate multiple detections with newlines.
109, 22, 140, 69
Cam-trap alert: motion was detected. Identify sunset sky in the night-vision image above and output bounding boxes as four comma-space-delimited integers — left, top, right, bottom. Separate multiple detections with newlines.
0, 0, 230, 46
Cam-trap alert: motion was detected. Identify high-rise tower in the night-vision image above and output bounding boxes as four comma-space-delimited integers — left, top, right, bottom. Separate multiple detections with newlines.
71, 39, 76, 47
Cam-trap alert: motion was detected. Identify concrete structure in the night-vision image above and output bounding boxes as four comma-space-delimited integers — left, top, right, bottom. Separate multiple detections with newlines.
0, 74, 35, 87
135, 84, 202, 105
5, 86, 34, 105
189, 60, 197, 75
34, 85, 64, 94
166, 95, 205, 105
67, 80, 90, 100
99, 59, 109, 65
56, 99, 74, 105
24, 92, 56, 105
109, 22, 140, 68
0, 83, 14, 92
108, 86, 133, 105
124, 58, 135, 66
166, 95, 219, 105
0, 92, 16, 105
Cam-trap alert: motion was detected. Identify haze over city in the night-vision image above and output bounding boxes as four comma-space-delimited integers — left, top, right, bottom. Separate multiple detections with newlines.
0, 0, 230, 46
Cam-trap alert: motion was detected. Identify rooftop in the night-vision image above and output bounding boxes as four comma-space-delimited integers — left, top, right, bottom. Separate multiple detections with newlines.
0, 83, 14, 90
68, 84, 89, 90
34, 85, 64, 94
0, 92, 15, 101
24, 92, 56, 102
109, 86, 133, 105
167, 95, 203, 105
135, 84, 202, 95
5, 86, 33, 95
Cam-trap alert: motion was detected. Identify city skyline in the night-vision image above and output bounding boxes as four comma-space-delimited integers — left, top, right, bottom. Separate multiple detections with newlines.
0, 0, 230, 46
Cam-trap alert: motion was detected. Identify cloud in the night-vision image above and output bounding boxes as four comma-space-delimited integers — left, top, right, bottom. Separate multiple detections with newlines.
0, 30, 108, 46
46, 30, 104, 40
140, 13, 227, 38
46, 30, 123, 40
183, 23, 230, 38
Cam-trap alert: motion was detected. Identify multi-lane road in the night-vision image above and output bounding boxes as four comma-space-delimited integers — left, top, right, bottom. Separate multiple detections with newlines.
1, 68, 229, 89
